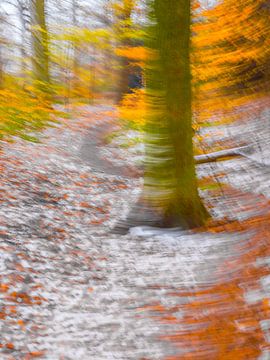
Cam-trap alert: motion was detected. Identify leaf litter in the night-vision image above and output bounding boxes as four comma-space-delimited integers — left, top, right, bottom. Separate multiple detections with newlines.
1, 105, 270, 359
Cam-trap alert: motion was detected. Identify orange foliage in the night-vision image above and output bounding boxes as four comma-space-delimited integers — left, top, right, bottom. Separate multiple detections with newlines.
138, 187, 270, 359
118, 89, 146, 128
115, 46, 147, 65
192, 0, 270, 124
117, 0, 270, 130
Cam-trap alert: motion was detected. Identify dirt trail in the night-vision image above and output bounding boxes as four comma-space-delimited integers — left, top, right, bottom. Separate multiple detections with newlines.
0, 105, 270, 359
80, 106, 141, 178
80, 107, 124, 176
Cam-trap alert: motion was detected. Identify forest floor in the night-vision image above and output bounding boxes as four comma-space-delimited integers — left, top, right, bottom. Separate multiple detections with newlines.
1, 103, 270, 359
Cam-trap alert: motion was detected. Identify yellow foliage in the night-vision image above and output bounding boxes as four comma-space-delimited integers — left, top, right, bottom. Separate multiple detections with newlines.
118, 89, 146, 128
0, 78, 60, 141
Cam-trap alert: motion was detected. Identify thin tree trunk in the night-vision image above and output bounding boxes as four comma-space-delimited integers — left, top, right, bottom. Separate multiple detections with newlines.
115, 0, 134, 103
18, 1, 29, 82
0, 47, 3, 89
116, 55, 130, 103
71, 0, 80, 97
31, 0, 50, 93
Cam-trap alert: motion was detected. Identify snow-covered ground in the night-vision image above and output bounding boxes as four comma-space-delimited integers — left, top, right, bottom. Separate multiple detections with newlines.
1, 105, 270, 359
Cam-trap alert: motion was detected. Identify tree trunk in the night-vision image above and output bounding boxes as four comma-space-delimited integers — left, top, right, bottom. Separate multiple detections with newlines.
116, 56, 130, 103
71, 0, 80, 97
113, 0, 209, 233
0, 46, 3, 90
31, 0, 50, 94
18, 1, 30, 82
115, 0, 134, 103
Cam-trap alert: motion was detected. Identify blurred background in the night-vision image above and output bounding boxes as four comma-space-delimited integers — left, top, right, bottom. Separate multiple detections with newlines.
1, 0, 270, 359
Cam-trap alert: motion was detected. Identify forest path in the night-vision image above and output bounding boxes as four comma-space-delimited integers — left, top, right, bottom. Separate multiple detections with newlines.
79, 105, 142, 179
79, 105, 125, 177
1, 105, 270, 359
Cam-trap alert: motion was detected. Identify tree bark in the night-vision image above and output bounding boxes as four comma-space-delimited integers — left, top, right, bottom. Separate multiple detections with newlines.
114, 0, 134, 103
18, 0, 30, 81
71, 0, 80, 97
113, 0, 209, 234
0, 46, 3, 89
31, 0, 50, 94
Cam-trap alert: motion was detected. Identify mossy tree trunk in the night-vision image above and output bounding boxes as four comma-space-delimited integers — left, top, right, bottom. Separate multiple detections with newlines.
114, 0, 209, 233
31, 0, 50, 95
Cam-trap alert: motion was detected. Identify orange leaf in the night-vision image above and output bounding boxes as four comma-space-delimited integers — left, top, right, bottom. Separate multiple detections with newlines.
29, 351, 45, 357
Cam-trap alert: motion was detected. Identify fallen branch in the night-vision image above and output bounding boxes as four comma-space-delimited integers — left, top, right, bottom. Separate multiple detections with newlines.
195, 145, 253, 164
